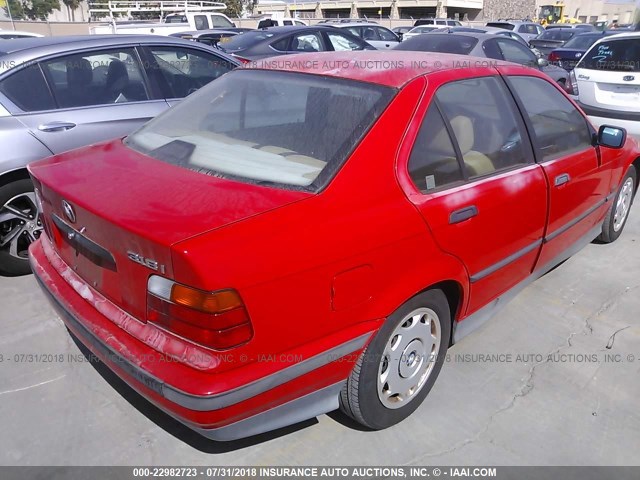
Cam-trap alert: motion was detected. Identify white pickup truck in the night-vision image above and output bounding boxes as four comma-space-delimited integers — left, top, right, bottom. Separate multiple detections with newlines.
89, 1, 235, 36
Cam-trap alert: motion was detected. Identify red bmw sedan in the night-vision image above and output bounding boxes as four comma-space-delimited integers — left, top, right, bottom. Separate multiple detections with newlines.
28, 51, 639, 441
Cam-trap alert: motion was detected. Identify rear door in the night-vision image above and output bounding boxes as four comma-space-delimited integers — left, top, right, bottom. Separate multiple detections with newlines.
504, 72, 611, 270
574, 37, 640, 114
7, 47, 167, 156
401, 71, 548, 314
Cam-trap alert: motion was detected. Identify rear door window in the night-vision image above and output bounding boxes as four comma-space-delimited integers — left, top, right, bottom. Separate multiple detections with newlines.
326, 31, 364, 51
435, 76, 532, 178
40, 48, 149, 108
194, 15, 208, 30
289, 32, 324, 52
408, 103, 464, 191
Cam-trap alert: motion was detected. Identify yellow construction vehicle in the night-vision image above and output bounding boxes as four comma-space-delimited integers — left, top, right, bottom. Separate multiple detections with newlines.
538, 2, 582, 25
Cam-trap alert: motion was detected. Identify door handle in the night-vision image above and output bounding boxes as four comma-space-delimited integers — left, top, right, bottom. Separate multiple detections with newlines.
554, 173, 571, 187
38, 122, 77, 132
449, 205, 478, 224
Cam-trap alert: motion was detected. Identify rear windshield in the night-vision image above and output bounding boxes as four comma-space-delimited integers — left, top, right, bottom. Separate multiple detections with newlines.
580, 38, 640, 71
486, 22, 515, 31
219, 30, 276, 52
396, 34, 478, 54
125, 70, 394, 190
562, 34, 599, 49
538, 29, 575, 41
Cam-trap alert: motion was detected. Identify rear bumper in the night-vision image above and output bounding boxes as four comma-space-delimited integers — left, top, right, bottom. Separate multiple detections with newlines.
29, 236, 372, 440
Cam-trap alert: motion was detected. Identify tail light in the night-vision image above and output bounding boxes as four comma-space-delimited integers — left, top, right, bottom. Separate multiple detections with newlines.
548, 51, 560, 63
231, 54, 251, 64
146, 276, 253, 350
568, 69, 579, 96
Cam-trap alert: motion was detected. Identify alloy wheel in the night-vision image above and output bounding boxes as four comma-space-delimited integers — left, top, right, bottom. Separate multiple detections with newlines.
0, 192, 43, 260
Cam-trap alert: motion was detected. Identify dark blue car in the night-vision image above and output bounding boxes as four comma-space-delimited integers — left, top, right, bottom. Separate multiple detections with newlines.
547, 31, 629, 71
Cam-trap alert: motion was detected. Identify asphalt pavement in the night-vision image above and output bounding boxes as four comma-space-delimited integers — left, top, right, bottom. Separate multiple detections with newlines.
1, 205, 639, 466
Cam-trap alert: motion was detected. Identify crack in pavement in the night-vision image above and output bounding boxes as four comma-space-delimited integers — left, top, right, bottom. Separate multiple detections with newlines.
403, 285, 638, 463
605, 326, 631, 350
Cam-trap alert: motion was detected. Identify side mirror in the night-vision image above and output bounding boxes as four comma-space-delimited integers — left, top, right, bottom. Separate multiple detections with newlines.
597, 125, 626, 149
537, 57, 549, 67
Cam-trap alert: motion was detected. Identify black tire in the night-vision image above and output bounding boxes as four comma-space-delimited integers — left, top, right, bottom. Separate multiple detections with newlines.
599, 166, 636, 244
339, 289, 451, 430
0, 179, 37, 276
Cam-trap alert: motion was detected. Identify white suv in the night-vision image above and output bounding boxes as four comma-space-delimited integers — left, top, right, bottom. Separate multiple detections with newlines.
570, 33, 640, 136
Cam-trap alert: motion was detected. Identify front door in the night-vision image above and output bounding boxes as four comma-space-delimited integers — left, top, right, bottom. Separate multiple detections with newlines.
505, 74, 611, 269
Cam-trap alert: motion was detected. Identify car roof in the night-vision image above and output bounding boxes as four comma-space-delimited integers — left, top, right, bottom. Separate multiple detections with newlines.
0, 35, 235, 75
260, 25, 334, 33
331, 22, 383, 28
0, 34, 202, 56
591, 32, 640, 43
245, 51, 516, 88
427, 32, 505, 40
487, 20, 535, 25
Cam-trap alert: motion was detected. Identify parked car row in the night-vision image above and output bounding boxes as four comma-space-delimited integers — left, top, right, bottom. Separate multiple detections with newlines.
1, 25, 638, 277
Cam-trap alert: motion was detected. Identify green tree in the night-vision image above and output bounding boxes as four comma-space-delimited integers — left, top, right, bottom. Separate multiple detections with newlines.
3, 0, 26, 20
3, 0, 60, 20
223, 0, 242, 18
62, 0, 82, 21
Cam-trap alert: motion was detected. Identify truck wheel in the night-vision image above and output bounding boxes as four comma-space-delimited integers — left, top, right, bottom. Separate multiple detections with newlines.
339, 289, 451, 429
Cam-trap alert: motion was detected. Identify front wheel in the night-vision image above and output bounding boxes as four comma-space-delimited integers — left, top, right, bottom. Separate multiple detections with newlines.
339, 289, 451, 430
0, 179, 42, 276
599, 166, 636, 243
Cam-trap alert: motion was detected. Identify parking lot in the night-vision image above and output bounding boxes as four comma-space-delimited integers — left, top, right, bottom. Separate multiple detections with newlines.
1, 201, 638, 465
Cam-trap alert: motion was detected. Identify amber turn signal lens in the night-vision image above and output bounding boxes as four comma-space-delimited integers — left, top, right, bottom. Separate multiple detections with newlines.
170, 285, 243, 314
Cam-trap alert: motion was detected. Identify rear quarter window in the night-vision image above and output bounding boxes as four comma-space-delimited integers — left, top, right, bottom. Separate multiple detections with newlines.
0, 64, 56, 112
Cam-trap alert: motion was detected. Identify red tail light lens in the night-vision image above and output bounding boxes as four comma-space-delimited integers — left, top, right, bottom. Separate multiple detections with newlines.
548, 51, 560, 62
146, 276, 253, 350
568, 70, 579, 96
231, 54, 251, 64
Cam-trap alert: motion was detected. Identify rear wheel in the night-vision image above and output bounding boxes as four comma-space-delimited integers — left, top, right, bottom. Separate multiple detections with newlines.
599, 166, 636, 243
0, 179, 42, 276
339, 289, 451, 430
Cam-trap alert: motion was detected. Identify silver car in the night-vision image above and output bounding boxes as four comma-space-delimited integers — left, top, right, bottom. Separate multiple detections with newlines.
0, 35, 239, 275
395, 32, 569, 87
485, 21, 546, 42
327, 22, 401, 49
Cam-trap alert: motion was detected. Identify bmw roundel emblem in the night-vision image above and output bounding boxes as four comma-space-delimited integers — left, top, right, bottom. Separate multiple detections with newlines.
62, 200, 76, 223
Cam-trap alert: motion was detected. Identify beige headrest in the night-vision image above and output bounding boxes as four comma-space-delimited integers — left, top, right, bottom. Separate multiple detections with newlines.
428, 114, 475, 155
449, 115, 474, 154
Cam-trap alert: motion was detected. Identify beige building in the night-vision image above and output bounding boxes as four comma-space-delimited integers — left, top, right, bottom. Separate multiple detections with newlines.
536, 0, 637, 25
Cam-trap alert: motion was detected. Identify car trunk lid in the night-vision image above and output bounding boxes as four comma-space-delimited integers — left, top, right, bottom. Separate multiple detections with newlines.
29, 139, 310, 320
575, 67, 640, 111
